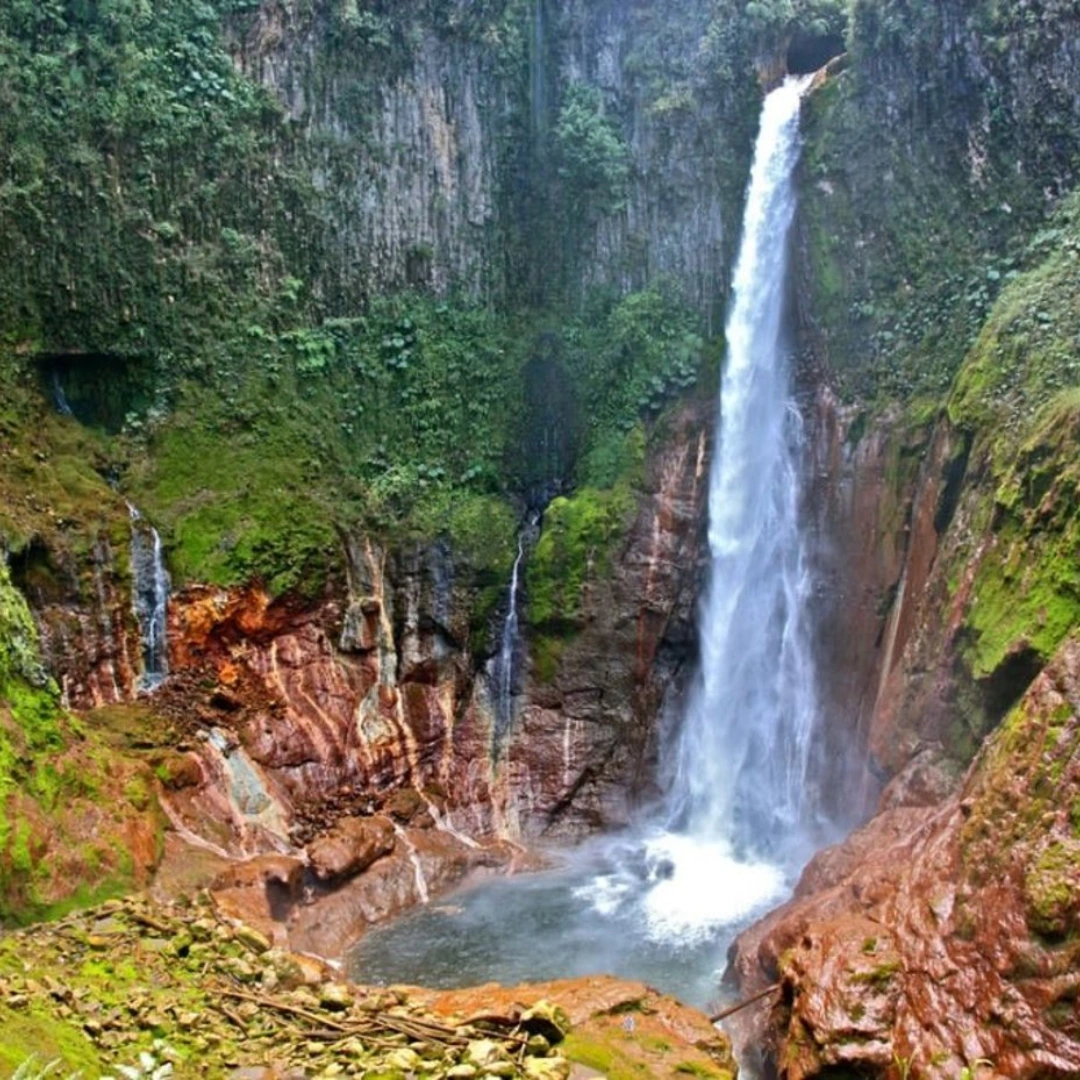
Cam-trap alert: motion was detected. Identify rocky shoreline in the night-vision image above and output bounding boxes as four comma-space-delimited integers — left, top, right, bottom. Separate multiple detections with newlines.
0, 893, 737, 1079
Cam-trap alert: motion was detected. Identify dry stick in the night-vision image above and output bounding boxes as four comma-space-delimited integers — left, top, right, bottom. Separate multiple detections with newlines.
709, 983, 781, 1024
216, 988, 350, 1032
128, 912, 174, 935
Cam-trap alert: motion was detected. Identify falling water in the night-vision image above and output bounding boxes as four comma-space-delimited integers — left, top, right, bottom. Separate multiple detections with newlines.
529, 0, 547, 144
669, 74, 821, 857
128, 504, 170, 692
494, 534, 526, 736
51, 372, 74, 417
350, 77, 827, 1006
490, 514, 539, 743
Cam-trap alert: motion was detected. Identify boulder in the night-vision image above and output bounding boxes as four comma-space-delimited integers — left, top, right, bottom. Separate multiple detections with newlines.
307, 815, 395, 882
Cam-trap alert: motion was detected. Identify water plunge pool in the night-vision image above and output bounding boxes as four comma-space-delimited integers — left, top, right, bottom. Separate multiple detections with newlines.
347, 830, 790, 1010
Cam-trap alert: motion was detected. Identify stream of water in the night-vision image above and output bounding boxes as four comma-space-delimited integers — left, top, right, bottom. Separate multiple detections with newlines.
129, 503, 171, 692
350, 76, 822, 1009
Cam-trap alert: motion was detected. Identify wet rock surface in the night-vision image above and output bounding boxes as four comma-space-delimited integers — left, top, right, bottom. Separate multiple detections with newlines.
730, 637, 1080, 1079
0, 894, 735, 1079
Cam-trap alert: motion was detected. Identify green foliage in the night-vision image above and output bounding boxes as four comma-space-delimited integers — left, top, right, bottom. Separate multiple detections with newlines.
802, 0, 1080, 404
0, 0, 316, 357
526, 425, 644, 631
553, 84, 630, 219
743, 0, 846, 41
561, 287, 705, 466
942, 192, 1080, 683
128, 296, 522, 593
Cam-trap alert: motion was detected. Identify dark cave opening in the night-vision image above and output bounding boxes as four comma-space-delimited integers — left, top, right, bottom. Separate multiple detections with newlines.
39, 351, 155, 434
787, 30, 847, 76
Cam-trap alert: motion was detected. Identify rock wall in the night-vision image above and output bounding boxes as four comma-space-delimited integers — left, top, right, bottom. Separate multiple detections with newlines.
227, 0, 757, 318
730, 638, 1080, 1079
13, 400, 709, 948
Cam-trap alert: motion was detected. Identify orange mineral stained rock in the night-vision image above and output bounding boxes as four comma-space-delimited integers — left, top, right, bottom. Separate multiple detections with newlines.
731, 637, 1080, 1079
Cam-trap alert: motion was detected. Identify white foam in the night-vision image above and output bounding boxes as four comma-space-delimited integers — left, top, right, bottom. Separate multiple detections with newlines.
639, 833, 785, 946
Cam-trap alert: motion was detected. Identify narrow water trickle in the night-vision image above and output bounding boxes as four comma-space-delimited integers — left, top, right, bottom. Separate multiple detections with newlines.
52, 371, 74, 417
491, 513, 538, 744
351, 77, 831, 1008
128, 504, 170, 692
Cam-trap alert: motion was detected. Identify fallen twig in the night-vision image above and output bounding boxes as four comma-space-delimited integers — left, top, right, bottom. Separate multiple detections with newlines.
709, 983, 781, 1024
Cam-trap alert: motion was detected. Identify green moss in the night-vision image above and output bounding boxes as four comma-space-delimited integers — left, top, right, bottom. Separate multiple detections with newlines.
1023, 840, 1080, 940
800, 2, 1080, 405
853, 960, 902, 990
531, 634, 571, 686
526, 484, 636, 629
563, 1034, 648, 1080
0, 1007, 103, 1075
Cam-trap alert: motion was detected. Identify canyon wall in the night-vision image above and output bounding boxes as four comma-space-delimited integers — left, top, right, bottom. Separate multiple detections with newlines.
729, 1, 1080, 1074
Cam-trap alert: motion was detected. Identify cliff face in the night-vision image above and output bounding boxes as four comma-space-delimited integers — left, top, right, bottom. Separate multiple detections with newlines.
732, 639, 1080, 1080
225, 0, 756, 320
0, 393, 709, 949
729, 1, 1080, 1072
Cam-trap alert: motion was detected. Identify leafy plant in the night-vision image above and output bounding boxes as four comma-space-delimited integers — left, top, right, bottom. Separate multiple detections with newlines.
554, 83, 630, 219
12, 1057, 81, 1080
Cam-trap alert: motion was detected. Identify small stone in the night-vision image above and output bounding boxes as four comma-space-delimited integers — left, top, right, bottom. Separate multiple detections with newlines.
190, 918, 215, 941
235, 925, 272, 955
446, 1067, 478, 1080
319, 982, 354, 1011
521, 1001, 571, 1041
466, 1041, 508, 1069
178, 1012, 200, 1029
483, 1064, 516, 1078
386, 1048, 422, 1072
523, 1057, 571, 1080
526, 1034, 551, 1056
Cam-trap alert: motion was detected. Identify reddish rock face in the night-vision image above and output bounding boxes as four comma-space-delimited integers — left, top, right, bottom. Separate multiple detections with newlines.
307, 815, 396, 882
139, 402, 711, 865
16, 400, 711, 954
415, 976, 738, 1080
729, 638, 1080, 1079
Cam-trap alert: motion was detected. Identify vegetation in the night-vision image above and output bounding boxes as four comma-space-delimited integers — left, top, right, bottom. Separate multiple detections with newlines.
800, 0, 1080, 404
945, 192, 1080, 688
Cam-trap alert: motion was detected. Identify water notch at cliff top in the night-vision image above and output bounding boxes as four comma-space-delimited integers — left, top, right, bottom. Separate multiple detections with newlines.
350, 76, 834, 1008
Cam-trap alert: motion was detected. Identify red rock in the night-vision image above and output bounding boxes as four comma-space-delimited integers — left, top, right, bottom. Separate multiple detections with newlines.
307, 815, 395, 881
731, 638, 1080, 1079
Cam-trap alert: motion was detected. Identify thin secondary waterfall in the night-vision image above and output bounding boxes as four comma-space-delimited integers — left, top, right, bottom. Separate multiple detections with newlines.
668, 74, 820, 860
494, 534, 526, 736
129, 504, 171, 692
491, 513, 538, 743
51, 372, 73, 417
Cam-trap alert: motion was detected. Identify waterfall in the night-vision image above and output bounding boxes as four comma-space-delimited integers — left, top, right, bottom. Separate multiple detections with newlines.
669, 74, 820, 858
621, 75, 820, 945
529, 0, 547, 145
52, 371, 73, 417
128, 504, 170, 692
491, 513, 539, 743
349, 77, 835, 1003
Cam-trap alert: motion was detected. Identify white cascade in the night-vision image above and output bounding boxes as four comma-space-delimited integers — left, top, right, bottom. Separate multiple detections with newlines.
623, 75, 822, 945
128, 504, 171, 692
491, 513, 539, 742
668, 74, 821, 856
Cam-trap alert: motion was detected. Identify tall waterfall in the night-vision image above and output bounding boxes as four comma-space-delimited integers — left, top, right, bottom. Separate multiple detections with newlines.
129, 504, 171, 692
669, 75, 820, 858
349, 78, 834, 1005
